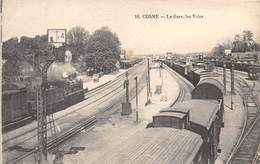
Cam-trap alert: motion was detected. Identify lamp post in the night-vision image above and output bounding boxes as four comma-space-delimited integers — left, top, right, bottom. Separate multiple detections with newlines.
134, 76, 138, 123
225, 49, 234, 110
224, 49, 232, 95
147, 58, 151, 96
223, 61, 227, 95
230, 62, 235, 95
125, 72, 129, 103
121, 71, 132, 115
145, 58, 151, 106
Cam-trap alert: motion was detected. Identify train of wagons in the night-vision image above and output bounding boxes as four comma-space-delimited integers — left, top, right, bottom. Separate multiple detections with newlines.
95, 99, 223, 164
2, 78, 85, 132
164, 56, 260, 81
93, 62, 225, 164
213, 60, 260, 80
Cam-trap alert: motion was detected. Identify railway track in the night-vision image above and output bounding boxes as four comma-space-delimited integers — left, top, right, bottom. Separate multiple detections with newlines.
2, 62, 144, 133
84, 62, 143, 99
226, 78, 260, 164
9, 116, 97, 164
6, 74, 148, 163
163, 64, 194, 103
3, 63, 148, 163
3, 63, 146, 144
202, 67, 260, 163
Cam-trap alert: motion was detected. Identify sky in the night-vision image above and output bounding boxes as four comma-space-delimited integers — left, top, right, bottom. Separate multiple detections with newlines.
2, 0, 260, 54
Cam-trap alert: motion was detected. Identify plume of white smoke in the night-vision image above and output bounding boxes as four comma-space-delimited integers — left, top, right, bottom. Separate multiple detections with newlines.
47, 50, 78, 81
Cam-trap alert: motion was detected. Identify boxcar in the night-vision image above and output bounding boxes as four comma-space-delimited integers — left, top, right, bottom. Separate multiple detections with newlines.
92, 128, 204, 164
150, 100, 223, 164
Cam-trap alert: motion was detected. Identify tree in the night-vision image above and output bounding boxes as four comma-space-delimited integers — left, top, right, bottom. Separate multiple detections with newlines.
86, 27, 121, 73
67, 26, 90, 62
211, 30, 260, 59
2, 38, 22, 78
2, 37, 20, 60
211, 44, 225, 57
242, 30, 253, 42
250, 42, 260, 51
242, 30, 260, 51
230, 33, 249, 52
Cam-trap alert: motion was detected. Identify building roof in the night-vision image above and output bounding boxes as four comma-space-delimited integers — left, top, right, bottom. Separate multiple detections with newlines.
167, 100, 220, 129
92, 128, 203, 164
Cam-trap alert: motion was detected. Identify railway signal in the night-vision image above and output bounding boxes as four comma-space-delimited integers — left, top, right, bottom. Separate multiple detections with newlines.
35, 29, 67, 164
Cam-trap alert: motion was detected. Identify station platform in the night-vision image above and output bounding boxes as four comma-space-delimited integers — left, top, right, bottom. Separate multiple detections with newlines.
215, 78, 249, 164
78, 69, 128, 91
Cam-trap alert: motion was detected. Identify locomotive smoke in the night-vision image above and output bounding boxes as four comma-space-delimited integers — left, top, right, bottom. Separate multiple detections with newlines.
48, 50, 78, 82
47, 62, 78, 82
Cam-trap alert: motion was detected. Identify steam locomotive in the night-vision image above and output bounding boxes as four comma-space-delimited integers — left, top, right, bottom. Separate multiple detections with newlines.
2, 63, 85, 132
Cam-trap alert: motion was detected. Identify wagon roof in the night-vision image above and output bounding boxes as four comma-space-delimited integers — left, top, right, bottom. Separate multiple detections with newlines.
153, 111, 186, 119
195, 77, 224, 94
169, 100, 220, 129
92, 128, 203, 164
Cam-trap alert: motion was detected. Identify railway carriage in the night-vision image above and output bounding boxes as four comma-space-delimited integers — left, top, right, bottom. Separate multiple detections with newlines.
92, 128, 204, 164
148, 100, 223, 164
